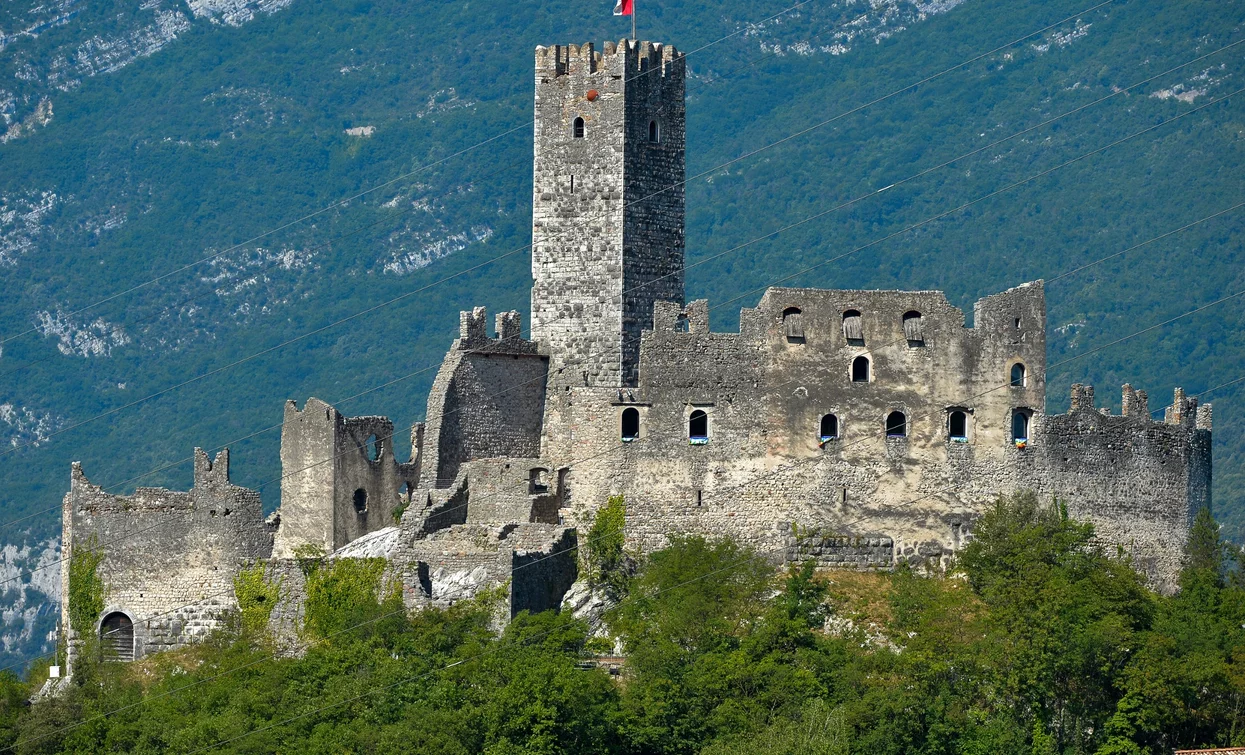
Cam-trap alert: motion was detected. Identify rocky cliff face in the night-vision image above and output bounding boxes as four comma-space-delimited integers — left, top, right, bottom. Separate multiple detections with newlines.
0, 539, 60, 671
0, 0, 299, 147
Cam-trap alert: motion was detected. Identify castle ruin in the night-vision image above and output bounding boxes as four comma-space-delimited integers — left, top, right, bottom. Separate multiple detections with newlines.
59, 39, 1212, 670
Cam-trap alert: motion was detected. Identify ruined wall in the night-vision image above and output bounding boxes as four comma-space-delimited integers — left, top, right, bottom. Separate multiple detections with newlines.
389, 521, 577, 619
533, 282, 1204, 589
1021, 387, 1212, 591
61, 449, 273, 671
531, 40, 685, 388
273, 398, 419, 557
419, 308, 548, 488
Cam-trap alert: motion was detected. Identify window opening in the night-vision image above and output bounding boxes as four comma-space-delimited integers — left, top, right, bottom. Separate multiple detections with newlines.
1010, 362, 1026, 387
353, 488, 368, 514
688, 410, 709, 444
401, 481, 414, 503
365, 434, 381, 462
948, 410, 968, 442
819, 414, 839, 444
621, 407, 640, 441
842, 310, 864, 345
885, 411, 907, 438
100, 612, 134, 662
851, 356, 870, 383
573, 116, 585, 138
1012, 411, 1030, 445
675, 315, 689, 333
529, 468, 550, 494
782, 307, 805, 344
648, 119, 660, 143
902, 311, 924, 346
570, 175, 575, 193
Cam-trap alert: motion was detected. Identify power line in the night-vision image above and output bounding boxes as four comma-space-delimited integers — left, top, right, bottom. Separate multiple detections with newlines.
11, 256, 1239, 738
0, 75, 1238, 543
0, 0, 1117, 459
0, 15, 820, 385
0, 0, 817, 353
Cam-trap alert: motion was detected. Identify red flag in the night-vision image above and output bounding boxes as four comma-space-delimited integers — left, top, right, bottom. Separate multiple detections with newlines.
613, 0, 633, 16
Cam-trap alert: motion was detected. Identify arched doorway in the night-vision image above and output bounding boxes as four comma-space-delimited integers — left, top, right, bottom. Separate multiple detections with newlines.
100, 612, 134, 662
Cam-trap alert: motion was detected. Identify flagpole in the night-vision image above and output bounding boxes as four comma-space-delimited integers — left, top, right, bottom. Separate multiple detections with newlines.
632, 0, 636, 41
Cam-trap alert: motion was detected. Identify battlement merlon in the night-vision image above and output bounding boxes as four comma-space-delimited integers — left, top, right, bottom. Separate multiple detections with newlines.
457, 306, 541, 355
535, 40, 682, 78
192, 448, 232, 489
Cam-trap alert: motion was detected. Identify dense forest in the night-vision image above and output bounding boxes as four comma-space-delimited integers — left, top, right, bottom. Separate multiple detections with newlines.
1, 493, 1242, 754
0, 0, 1242, 668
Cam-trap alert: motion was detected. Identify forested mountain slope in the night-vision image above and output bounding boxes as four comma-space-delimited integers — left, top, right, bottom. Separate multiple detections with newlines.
0, 0, 1241, 669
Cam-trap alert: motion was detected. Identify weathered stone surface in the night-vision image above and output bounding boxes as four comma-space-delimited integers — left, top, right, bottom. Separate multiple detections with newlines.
57, 36, 1212, 674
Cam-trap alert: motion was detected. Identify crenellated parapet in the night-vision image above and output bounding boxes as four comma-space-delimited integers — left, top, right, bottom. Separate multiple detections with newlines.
534, 39, 682, 79
457, 307, 540, 355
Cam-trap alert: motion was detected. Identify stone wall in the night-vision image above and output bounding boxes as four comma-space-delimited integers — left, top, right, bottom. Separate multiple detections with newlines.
531, 40, 685, 388
531, 282, 1203, 591
273, 397, 419, 557
61, 449, 273, 672
419, 308, 548, 488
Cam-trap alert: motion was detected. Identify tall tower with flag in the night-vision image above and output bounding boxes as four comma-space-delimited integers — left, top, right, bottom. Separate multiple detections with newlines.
530, 40, 686, 387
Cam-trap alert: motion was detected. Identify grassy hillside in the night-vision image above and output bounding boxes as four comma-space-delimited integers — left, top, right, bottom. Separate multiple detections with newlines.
0, 0, 1242, 667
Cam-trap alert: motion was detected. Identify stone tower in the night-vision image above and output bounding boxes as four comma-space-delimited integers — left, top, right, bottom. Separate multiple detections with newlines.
530, 40, 686, 387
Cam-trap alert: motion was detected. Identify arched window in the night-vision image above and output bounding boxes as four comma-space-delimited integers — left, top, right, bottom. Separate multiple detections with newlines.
902, 311, 924, 346
364, 433, 381, 462
948, 410, 968, 441
573, 116, 585, 138
529, 468, 550, 494
842, 310, 864, 345
353, 488, 368, 514
648, 119, 660, 143
851, 355, 870, 383
621, 407, 640, 441
1012, 410, 1030, 443
820, 414, 839, 442
688, 410, 708, 443
1010, 362, 1026, 387
782, 307, 804, 344
100, 612, 134, 662
885, 411, 907, 438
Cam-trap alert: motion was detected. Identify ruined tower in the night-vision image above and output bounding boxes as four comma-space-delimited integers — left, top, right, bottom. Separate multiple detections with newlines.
530, 40, 686, 387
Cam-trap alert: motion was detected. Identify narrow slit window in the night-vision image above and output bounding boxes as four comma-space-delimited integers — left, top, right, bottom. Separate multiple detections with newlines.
570, 175, 575, 193
573, 116, 585, 138
851, 355, 870, 383
621, 407, 640, 441
1010, 362, 1026, 387
649, 119, 660, 143
948, 410, 968, 441
100, 612, 134, 662
782, 307, 804, 343
886, 411, 907, 438
688, 410, 708, 444
902, 311, 924, 346
842, 310, 864, 345
820, 414, 839, 443
1012, 411, 1030, 443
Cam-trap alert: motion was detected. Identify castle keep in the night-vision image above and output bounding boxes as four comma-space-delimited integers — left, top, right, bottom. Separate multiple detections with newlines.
60, 39, 1212, 669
